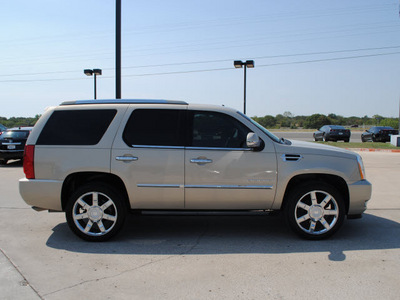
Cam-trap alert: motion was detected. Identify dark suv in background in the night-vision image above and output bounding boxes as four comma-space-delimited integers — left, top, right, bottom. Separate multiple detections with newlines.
0, 127, 33, 165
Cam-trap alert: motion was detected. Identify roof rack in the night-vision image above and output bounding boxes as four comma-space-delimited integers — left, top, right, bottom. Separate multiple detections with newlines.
60, 99, 188, 106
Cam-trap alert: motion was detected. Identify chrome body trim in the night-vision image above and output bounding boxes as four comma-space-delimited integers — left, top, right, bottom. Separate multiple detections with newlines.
190, 158, 213, 164
137, 184, 273, 190
130, 145, 251, 151
132, 145, 185, 150
281, 154, 303, 162
115, 156, 138, 161
185, 185, 273, 190
186, 147, 252, 151
137, 184, 183, 188
2, 142, 22, 145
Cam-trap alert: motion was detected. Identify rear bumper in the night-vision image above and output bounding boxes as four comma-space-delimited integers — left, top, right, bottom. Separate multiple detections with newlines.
19, 178, 63, 211
348, 179, 372, 215
327, 134, 350, 140
0, 150, 24, 160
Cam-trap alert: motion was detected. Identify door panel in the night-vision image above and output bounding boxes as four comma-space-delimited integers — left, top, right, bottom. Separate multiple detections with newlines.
112, 147, 184, 209
184, 110, 277, 209
185, 149, 277, 209
111, 108, 186, 209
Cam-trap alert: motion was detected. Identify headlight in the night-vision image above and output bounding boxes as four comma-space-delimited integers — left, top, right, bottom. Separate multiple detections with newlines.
356, 155, 366, 180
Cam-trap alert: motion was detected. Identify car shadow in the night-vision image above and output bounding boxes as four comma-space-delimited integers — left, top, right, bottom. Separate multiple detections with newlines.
46, 212, 400, 261
0, 160, 22, 168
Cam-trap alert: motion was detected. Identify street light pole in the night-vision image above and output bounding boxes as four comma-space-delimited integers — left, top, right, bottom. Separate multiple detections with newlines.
234, 60, 254, 115
116, 0, 121, 99
84, 69, 102, 99
243, 63, 247, 115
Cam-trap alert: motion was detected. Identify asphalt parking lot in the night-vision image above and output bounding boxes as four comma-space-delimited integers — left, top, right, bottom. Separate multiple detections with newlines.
0, 150, 399, 300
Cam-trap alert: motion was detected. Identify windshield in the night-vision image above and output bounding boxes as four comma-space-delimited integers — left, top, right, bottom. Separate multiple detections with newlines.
237, 112, 281, 143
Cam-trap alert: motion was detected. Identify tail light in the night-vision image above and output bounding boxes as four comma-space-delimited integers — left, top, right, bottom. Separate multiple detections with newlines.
23, 145, 35, 179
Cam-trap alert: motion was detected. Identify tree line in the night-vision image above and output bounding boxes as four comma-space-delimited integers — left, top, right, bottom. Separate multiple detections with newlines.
252, 112, 399, 129
0, 115, 41, 128
0, 113, 398, 130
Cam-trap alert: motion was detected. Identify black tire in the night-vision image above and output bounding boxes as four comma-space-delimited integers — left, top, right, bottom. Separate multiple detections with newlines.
284, 182, 345, 240
0, 159, 7, 165
344, 138, 349, 143
66, 182, 127, 242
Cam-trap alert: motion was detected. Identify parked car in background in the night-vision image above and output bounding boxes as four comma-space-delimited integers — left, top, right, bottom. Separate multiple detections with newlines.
361, 126, 399, 143
0, 124, 6, 135
313, 125, 351, 142
0, 127, 33, 165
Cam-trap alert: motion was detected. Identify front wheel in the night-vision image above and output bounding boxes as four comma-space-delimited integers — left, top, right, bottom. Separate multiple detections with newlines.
285, 182, 345, 239
66, 183, 127, 242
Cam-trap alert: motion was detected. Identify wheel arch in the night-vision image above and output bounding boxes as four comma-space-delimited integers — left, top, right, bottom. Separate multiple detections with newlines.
281, 174, 350, 214
61, 172, 130, 211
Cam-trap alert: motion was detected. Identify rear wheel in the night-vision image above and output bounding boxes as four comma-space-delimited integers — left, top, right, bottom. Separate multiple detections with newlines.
0, 159, 7, 165
344, 138, 350, 143
285, 182, 345, 239
66, 183, 127, 242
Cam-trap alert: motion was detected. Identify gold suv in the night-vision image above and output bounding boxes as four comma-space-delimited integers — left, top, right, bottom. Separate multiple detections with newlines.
19, 99, 371, 241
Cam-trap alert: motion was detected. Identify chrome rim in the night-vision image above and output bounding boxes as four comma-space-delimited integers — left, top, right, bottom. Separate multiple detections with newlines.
72, 192, 118, 236
294, 190, 339, 235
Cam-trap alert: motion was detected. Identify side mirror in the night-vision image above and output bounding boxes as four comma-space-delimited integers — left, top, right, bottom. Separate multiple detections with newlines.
246, 132, 261, 148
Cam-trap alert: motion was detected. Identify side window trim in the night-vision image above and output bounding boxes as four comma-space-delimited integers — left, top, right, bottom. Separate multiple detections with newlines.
128, 145, 251, 151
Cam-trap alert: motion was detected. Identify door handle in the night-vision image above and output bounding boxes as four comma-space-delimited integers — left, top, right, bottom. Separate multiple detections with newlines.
116, 156, 138, 162
190, 158, 212, 164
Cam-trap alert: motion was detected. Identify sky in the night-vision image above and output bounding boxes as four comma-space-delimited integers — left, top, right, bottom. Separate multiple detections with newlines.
1, 0, 400, 119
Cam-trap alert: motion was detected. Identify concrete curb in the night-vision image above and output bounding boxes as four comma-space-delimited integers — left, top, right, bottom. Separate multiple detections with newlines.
347, 148, 400, 153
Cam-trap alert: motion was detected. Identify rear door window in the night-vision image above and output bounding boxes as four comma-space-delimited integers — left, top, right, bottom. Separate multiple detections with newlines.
123, 109, 185, 147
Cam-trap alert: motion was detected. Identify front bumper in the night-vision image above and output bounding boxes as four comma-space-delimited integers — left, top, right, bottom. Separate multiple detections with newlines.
19, 178, 63, 211
347, 179, 372, 215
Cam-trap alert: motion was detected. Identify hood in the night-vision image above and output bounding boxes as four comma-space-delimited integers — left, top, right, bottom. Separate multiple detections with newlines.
275, 139, 357, 160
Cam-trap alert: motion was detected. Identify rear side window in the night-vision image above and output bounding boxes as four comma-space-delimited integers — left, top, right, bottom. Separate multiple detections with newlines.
123, 109, 185, 147
37, 110, 117, 145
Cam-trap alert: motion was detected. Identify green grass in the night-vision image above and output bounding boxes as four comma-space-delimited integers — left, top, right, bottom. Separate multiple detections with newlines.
314, 141, 398, 149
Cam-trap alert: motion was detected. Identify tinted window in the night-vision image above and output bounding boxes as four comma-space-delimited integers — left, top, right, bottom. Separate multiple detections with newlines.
189, 111, 250, 148
1, 131, 30, 139
123, 109, 185, 147
37, 110, 116, 145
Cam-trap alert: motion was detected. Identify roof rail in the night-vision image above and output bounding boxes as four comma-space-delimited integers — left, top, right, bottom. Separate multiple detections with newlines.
60, 99, 188, 106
